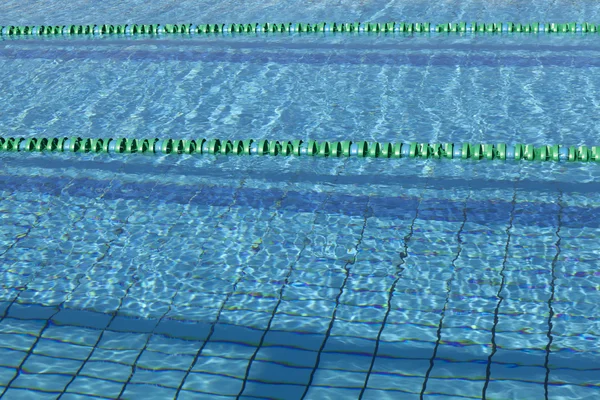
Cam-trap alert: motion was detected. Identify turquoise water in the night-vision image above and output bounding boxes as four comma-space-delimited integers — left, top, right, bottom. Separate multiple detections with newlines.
1, 1, 600, 399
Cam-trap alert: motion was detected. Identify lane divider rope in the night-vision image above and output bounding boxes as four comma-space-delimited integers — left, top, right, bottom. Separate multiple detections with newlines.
0, 22, 599, 37
1, 137, 599, 162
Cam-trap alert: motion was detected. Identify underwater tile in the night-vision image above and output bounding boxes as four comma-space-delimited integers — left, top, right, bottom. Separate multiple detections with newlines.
119, 382, 177, 399
181, 372, 243, 395
240, 380, 306, 399
107, 316, 157, 333
65, 374, 125, 397
7, 303, 57, 321
78, 360, 132, 383
51, 308, 112, 330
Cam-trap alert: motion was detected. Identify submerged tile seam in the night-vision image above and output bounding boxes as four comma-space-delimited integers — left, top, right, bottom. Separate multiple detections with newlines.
481, 184, 518, 399
236, 159, 351, 398
299, 196, 372, 399
420, 193, 469, 398
358, 197, 422, 398
543, 191, 562, 399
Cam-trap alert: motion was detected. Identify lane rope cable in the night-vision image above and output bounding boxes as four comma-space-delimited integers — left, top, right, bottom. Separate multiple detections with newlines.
1, 22, 600, 37
1, 137, 599, 162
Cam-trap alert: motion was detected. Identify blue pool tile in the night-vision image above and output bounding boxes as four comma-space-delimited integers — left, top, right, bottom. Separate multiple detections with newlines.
363, 371, 426, 393
51, 308, 112, 330
217, 309, 273, 331
0, 348, 27, 368
154, 319, 211, 342
119, 382, 177, 399
0, 366, 17, 386
108, 316, 157, 333
269, 314, 331, 335
191, 356, 250, 379
78, 360, 132, 383
42, 325, 102, 348
302, 386, 364, 400
0, 333, 38, 352
262, 329, 325, 352
317, 351, 374, 372
480, 378, 545, 400
130, 368, 186, 388
209, 323, 263, 347
33, 339, 93, 361
135, 350, 195, 372
60, 394, 111, 400
309, 368, 368, 389
0, 388, 62, 399
7, 303, 57, 321
322, 335, 377, 355
247, 359, 312, 385
255, 345, 318, 368
434, 343, 492, 363
550, 367, 600, 388
549, 348, 600, 370
361, 388, 420, 400
0, 318, 46, 336
549, 384, 600, 399
370, 356, 430, 377
88, 348, 141, 366
177, 391, 234, 400
240, 381, 305, 400
0, 300, 15, 316
65, 376, 124, 398
97, 331, 149, 350
146, 335, 202, 356
181, 372, 243, 395
21, 354, 83, 375
198, 341, 256, 360
423, 377, 487, 398
277, 299, 335, 319
487, 362, 546, 383
374, 339, 436, 360
17, 289, 69, 307
11, 371, 72, 392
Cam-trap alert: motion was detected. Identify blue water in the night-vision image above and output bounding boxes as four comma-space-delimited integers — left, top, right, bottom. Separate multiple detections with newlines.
1, 1, 600, 399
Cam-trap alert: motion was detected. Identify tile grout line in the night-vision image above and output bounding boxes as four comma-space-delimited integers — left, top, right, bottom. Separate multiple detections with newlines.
236, 159, 351, 398
419, 192, 470, 398
481, 179, 519, 399
173, 172, 272, 398
543, 190, 562, 400
358, 196, 422, 399
299, 192, 373, 399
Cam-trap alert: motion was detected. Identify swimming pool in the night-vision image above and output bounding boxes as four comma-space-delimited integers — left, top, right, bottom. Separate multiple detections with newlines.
1, 1, 600, 399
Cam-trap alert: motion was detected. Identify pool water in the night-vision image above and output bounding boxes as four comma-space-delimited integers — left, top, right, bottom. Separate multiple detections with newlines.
1, 1, 600, 399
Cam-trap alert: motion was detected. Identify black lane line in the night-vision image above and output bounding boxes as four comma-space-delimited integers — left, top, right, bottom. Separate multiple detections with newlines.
358, 197, 421, 399
543, 191, 562, 400
481, 188, 517, 399
420, 194, 469, 398
299, 196, 373, 400
236, 160, 350, 398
